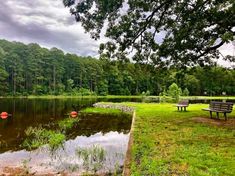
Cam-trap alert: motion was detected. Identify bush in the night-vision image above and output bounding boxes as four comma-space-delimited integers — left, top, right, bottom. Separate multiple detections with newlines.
32, 85, 44, 95
168, 83, 181, 102
182, 88, 190, 96
97, 80, 108, 96
78, 88, 95, 96
141, 90, 151, 96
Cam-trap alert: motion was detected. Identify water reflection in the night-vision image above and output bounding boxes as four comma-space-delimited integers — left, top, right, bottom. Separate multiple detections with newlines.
0, 98, 132, 174
0, 98, 97, 153
0, 131, 129, 175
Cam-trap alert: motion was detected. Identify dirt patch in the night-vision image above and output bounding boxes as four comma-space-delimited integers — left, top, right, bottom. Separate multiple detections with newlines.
0, 167, 68, 176
0, 167, 31, 176
192, 117, 235, 129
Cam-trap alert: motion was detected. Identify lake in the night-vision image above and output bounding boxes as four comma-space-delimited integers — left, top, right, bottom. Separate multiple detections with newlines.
1, 97, 234, 175
0, 98, 134, 175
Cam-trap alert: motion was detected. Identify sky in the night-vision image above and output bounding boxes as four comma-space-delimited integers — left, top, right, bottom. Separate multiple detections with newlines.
0, 0, 104, 56
0, 0, 234, 66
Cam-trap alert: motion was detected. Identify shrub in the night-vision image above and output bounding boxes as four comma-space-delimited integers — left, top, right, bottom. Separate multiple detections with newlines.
182, 88, 190, 96
168, 83, 181, 102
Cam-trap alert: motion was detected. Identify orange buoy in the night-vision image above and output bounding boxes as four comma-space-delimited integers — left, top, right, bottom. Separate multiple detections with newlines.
70, 111, 78, 118
1, 112, 8, 119
1, 112, 8, 116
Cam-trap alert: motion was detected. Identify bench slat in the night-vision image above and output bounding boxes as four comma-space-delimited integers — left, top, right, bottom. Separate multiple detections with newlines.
202, 101, 233, 120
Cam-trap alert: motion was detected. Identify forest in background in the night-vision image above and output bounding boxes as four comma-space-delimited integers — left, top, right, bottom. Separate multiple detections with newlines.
0, 39, 235, 96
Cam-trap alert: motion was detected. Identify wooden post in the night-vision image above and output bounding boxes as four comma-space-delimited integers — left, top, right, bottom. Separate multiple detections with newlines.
216, 112, 219, 119
224, 113, 227, 121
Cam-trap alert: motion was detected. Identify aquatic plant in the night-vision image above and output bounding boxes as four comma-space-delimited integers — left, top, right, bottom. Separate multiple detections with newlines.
48, 132, 65, 154
22, 126, 50, 150
58, 117, 79, 133
21, 157, 32, 175
76, 144, 106, 174
22, 126, 65, 153
22, 115, 80, 152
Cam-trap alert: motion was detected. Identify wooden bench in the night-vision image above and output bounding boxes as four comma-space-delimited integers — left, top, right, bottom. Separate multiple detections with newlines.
176, 100, 189, 111
202, 101, 233, 120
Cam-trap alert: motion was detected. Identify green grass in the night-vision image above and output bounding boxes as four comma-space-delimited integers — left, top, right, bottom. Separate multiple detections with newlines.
120, 103, 235, 176
81, 107, 125, 115
22, 126, 65, 151
58, 117, 79, 132
181, 96, 235, 100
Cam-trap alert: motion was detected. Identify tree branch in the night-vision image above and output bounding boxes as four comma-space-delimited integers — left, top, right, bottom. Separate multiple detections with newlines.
129, 1, 171, 46
196, 40, 225, 59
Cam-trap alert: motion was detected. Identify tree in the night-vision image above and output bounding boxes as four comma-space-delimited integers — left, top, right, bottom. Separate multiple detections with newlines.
0, 47, 9, 95
66, 79, 74, 92
1, 39, 235, 96
168, 83, 181, 101
182, 88, 190, 96
63, 0, 235, 66
107, 65, 124, 95
97, 80, 108, 96
184, 75, 200, 95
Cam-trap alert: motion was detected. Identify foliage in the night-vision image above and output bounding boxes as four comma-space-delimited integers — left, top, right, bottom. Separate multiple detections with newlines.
182, 88, 190, 96
81, 107, 125, 115
22, 114, 82, 150
22, 126, 65, 153
97, 80, 108, 96
66, 79, 74, 92
21, 115, 82, 156
184, 75, 200, 95
32, 85, 44, 95
64, 0, 235, 66
78, 88, 95, 96
168, 83, 181, 101
1, 39, 235, 96
142, 90, 151, 97
58, 117, 79, 133
122, 103, 235, 175
48, 132, 65, 153
76, 145, 106, 173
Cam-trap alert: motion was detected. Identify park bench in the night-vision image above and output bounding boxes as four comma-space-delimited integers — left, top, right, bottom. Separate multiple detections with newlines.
202, 101, 233, 120
176, 100, 189, 111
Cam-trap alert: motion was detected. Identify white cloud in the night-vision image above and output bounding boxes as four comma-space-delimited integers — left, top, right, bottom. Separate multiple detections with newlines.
218, 43, 235, 67
0, 0, 103, 56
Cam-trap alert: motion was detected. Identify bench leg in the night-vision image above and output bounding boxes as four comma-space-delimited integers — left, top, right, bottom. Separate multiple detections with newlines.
181, 107, 183, 111
216, 112, 219, 119
177, 107, 179, 111
210, 111, 212, 118
224, 113, 227, 120
184, 107, 186, 111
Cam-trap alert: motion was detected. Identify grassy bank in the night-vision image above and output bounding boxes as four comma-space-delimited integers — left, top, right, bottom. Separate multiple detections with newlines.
81, 107, 125, 115
181, 96, 235, 100
1, 95, 235, 100
121, 103, 235, 176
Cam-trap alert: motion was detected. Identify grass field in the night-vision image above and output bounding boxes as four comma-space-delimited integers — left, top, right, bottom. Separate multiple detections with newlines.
122, 103, 235, 176
81, 107, 126, 115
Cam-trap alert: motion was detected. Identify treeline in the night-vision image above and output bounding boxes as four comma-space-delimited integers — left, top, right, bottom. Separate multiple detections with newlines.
0, 39, 235, 96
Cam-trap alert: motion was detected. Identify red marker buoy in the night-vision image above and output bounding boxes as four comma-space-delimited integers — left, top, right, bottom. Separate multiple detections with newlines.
1, 112, 8, 119
70, 111, 78, 118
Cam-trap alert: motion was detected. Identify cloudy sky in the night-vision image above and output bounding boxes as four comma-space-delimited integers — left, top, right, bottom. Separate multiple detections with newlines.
0, 0, 234, 65
0, 0, 104, 56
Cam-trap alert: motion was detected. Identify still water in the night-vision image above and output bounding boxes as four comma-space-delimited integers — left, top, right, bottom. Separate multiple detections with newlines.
0, 98, 134, 175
